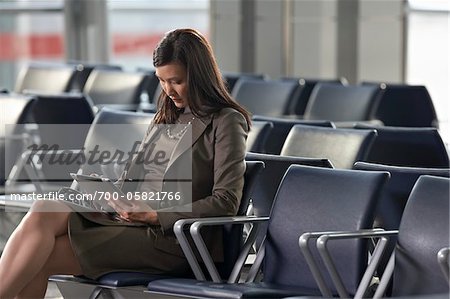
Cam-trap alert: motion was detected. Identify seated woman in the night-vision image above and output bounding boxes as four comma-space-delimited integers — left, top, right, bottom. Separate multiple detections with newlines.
0, 28, 251, 298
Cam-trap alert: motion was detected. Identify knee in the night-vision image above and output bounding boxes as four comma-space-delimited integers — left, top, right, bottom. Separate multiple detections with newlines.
30, 200, 71, 213
18, 211, 48, 235
20, 202, 70, 235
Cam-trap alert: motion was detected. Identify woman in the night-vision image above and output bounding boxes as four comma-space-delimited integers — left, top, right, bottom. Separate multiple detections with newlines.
0, 28, 251, 298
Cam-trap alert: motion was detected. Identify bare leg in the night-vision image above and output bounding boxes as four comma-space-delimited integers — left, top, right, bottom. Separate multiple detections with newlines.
16, 234, 82, 299
0, 201, 81, 298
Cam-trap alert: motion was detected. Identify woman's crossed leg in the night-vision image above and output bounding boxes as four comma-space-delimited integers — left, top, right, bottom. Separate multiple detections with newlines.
0, 201, 82, 299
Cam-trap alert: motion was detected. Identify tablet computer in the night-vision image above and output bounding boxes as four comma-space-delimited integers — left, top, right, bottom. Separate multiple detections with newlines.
70, 173, 127, 212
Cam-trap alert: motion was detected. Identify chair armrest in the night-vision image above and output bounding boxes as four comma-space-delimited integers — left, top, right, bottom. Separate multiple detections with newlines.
190, 216, 269, 283
173, 218, 206, 281
299, 229, 384, 297
316, 230, 398, 298
437, 247, 450, 284
173, 216, 269, 283
298, 229, 377, 297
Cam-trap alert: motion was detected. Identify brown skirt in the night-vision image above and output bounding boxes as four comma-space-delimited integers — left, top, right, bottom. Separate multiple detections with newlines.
68, 212, 190, 279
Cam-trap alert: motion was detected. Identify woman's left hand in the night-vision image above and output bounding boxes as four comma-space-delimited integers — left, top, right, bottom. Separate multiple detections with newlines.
107, 199, 159, 225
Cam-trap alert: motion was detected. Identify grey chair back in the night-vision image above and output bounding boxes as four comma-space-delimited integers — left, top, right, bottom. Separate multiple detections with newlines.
281, 125, 377, 169
353, 162, 450, 230
246, 152, 332, 219
246, 152, 333, 247
392, 175, 450, 296
364, 83, 438, 128
28, 93, 95, 148
80, 108, 154, 179
253, 115, 334, 154
264, 165, 389, 294
136, 68, 160, 104
282, 77, 345, 116
232, 79, 298, 117
83, 69, 151, 109
67, 61, 123, 92
222, 72, 265, 93
246, 121, 273, 153
304, 83, 383, 122
21, 93, 96, 186
0, 94, 36, 186
355, 124, 449, 168
14, 63, 78, 93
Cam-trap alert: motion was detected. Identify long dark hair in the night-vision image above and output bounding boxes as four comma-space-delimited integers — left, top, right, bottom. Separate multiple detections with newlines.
152, 28, 251, 127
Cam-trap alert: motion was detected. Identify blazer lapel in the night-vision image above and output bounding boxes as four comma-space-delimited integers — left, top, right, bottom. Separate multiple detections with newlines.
166, 114, 213, 171
122, 114, 213, 182
122, 124, 160, 181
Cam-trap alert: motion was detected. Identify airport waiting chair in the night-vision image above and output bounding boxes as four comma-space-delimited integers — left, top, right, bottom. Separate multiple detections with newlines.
136, 67, 164, 104
74, 108, 154, 179
67, 61, 123, 92
51, 160, 265, 299
4, 93, 96, 192
364, 82, 439, 128
345, 175, 450, 297
355, 124, 450, 168
245, 152, 333, 247
82, 69, 151, 111
246, 120, 273, 153
146, 165, 389, 298
281, 125, 377, 169
281, 77, 345, 116
14, 63, 78, 93
352, 162, 450, 283
245, 152, 333, 219
0, 94, 36, 188
222, 72, 266, 93
27, 92, 95, 148
353, 161, 450, 230
231, 79, 299, 117
252, 115, 334, 154
303, 83, 383, 123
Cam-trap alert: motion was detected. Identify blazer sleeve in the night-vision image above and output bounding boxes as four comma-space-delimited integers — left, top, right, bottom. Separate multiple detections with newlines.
156, 109, 248, 233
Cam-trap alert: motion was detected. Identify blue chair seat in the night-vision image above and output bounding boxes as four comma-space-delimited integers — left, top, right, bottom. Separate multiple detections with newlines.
147, 278, 322, 299
97, 272, 172, 287
51, 272, 171, 288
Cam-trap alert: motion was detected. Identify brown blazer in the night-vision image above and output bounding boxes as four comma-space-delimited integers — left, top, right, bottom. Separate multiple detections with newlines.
72, 107, 248, 261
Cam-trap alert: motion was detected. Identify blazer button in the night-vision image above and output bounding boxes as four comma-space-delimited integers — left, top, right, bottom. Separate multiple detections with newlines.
159, 201, 167, 208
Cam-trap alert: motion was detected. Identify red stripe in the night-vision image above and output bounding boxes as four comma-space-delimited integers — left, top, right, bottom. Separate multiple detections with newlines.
0, 33, 166, 61
113, 33, 164, 55
0, 33, 64, 60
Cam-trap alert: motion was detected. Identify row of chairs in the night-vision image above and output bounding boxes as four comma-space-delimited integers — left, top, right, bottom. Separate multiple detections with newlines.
140, 169, 448, 299
10, 62, 439, 129
1, 108, 448, 298
2, 92, 449, 197
232, 79, 438, 128
248, 116, 449, 169
11, 63, 264, 112
14, 62, 157, 112
49, 156, 449, 298
0, 93, 95, 189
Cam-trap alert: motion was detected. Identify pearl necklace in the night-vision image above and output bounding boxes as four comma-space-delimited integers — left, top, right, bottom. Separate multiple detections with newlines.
166, 117, 195, 139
